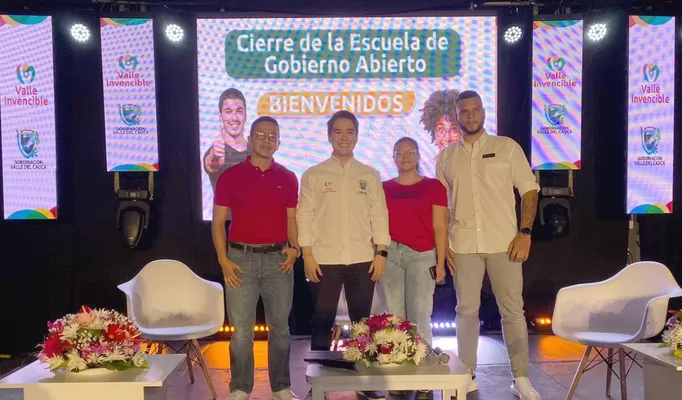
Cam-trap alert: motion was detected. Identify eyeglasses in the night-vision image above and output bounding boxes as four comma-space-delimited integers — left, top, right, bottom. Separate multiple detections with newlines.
253, 131, 279, 142
393, 149, 419, 157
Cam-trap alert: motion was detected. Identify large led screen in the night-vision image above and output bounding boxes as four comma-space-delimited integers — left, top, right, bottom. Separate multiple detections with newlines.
197, 16, 498, 220
100, 17, 159, 172
627, 16, 675, 214
531, 19, 583, 170
0, 15, 58, 219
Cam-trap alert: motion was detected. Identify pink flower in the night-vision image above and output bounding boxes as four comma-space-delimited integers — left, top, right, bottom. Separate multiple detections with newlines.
366, 314, 391, 332
357, 335, 372, 351
47, 320, 63, 332
397, 321, 413, 332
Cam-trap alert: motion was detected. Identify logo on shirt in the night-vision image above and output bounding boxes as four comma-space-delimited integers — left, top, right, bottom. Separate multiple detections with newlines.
357, 179, 368, 195
323, 181, 336, 193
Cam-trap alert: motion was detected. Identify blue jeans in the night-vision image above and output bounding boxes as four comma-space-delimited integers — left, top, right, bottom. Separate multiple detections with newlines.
224, 248, 294, 393
380, 241, 436, 347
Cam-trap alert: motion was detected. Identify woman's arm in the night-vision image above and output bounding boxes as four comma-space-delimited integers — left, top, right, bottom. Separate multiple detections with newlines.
432, 205, 449, 280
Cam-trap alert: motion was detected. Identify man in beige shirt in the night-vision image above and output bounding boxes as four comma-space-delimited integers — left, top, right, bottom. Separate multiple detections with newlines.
436, 91, 541, 400
297, 110, 390, 400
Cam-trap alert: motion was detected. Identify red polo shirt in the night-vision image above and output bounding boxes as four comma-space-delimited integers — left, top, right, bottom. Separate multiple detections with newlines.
383, 177, 448, 252
214, 157, 298, 244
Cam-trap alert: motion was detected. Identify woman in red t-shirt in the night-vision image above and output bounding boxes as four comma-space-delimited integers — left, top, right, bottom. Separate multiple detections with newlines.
381, 137, 449, 349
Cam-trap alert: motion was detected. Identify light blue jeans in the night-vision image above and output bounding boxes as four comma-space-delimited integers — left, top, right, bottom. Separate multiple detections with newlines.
224, 248, 294, 394
380, 241, 437, 347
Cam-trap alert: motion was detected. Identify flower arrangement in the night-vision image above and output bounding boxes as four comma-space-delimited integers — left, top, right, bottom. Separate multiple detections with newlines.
37, 305, 149, 373
342, 314, 428, 366
660, 309, 682, 358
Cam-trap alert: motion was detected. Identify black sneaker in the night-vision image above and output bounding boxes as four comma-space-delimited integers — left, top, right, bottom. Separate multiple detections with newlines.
356, 391, 386, 400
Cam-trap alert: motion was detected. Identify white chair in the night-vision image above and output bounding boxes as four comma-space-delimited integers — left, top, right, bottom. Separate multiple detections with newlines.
552, 261, 682, 400
117, 259, 225, 399
331, 285, 388, 350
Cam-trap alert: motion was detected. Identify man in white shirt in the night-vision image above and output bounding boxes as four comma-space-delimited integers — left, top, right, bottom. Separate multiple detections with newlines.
436, 91, 541, 400
297, 110, 390, 400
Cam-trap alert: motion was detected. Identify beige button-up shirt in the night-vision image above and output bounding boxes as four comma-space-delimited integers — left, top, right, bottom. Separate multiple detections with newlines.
436, 131, 540, 254
297, 156, 391, 265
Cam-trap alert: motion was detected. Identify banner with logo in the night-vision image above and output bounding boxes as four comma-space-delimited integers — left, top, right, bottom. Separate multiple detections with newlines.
0, 15, 58, 219
627, 16, 675, 214
100, 18, 159, 172
531, 19, 583, 170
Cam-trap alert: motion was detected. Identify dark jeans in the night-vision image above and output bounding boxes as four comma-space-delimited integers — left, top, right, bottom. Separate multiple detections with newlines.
225, 248, 294, 393
310, 262, 375, 351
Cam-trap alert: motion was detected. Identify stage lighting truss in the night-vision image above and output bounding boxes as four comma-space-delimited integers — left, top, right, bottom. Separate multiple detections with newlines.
504, 25, 523, 44
70, 23, 90, 42
165, 24, 184, 42
587, 23, 607, 42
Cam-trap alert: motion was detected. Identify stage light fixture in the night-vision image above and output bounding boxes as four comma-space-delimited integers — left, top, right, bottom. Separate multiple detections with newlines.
70, 23, 90, 42
504, 26, 523, 43
165, 24, 184, 42
586, 23, 607, 41
539, 195, 571, 237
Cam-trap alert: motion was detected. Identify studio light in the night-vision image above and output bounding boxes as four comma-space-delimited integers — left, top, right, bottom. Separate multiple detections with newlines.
586, 23, 608, 42
165, 24, 184, 42
116, 190, 151, 248
70, 23, 90, 42
504, 26, 523, 44
539, 196, 571, 237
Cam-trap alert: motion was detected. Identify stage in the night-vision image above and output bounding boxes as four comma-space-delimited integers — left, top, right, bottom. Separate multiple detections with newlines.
0, 334, 646, 400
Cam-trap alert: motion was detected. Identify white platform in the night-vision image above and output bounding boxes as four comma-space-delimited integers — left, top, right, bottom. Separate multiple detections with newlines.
0, 354, 185, 400
305, 351, 470, 400
623, 343, 682, 400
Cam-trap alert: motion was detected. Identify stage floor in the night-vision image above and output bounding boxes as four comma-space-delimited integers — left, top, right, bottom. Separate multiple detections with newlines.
0, 334, 644, 400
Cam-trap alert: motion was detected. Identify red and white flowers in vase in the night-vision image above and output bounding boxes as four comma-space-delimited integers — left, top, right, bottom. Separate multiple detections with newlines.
37, 306, 149, 373
660, 309, 682, 359
342, 314, 428, 367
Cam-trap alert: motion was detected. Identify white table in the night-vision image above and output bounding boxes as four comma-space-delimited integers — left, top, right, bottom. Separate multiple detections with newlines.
623, 343, 682, 400
0, 354, 184, 400
305, 351, 470, 400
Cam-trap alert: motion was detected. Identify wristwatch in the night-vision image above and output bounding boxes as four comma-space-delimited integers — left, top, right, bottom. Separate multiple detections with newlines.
520, 227, 532, 236
376, 250, 388, 258
288, 244, 302, 258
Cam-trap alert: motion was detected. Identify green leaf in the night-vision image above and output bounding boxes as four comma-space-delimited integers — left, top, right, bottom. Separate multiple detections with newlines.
658, 343, 668, 348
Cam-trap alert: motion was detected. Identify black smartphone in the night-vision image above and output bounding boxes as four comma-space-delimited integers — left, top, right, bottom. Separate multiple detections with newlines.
429, 266, 437, 280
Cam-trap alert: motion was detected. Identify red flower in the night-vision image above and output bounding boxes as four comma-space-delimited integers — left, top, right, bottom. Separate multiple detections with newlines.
397, 321, 413, 332
380, 344, 394, 354
80, 305, 92, 314
104, 324, 127, 341
366, 314, 391, 332
42, 333, 67, 358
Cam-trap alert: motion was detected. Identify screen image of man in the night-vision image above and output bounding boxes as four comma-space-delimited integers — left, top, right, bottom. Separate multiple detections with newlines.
436, 90, 542, 400
211, 116, 300, 400
204, 88, 252, 191
420, 89, 465, 150
297, 110, 390, 400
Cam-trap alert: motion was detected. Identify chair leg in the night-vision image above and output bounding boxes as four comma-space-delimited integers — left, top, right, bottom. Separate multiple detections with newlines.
618, 348, 628, 400
606, 348, 614, 396
191, 339, 217, 399
566, 346, 592, 400
186, 342, 195, 384
331, 325, 342, 351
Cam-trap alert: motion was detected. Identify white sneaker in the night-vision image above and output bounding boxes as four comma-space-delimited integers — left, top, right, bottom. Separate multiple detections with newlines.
511, 377, 541, 400
467, 370, 478, 393
230, 390, 249, 400
273, 389, 298, 400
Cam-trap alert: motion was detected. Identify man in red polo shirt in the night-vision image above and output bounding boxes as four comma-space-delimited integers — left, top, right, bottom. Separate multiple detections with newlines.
211, 116, 300, 400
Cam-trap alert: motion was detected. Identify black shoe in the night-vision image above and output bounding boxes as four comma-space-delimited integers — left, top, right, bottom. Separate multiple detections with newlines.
415, 390, 433, 399
356, 391, 386, 400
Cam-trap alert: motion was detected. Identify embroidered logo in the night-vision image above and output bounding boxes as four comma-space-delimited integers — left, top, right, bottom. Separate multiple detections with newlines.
323, 181, 335, 193
359, 180, 367, 191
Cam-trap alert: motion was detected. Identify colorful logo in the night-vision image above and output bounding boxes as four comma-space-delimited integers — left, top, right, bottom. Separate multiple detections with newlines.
359, 180, 367, 191
119, 104, 141, 126
16, 64, 36, 84
641, 126, 660, 155
546, 57, 566, 72
544, 104, 567, 126
16, 129, 39, 158
118, 55, 138, 71
643, 64, 660, 83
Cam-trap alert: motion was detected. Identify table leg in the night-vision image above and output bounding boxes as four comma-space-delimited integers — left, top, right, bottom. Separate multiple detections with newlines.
643, 358, 682, 400
311, 385, 325, 400
442, 389, 455, 399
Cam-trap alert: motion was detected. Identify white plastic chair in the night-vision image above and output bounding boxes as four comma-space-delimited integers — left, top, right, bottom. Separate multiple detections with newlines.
331, 284, 388, 350
552, 261, 682, 400
117, 259, 225, 399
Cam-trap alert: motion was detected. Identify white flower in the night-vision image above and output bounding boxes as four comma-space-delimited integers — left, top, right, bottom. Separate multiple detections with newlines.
343, 347, 363, 362
377, 353, 392, 364
663, 325, 682, 350
366, 343, 378, 355
66, 350, 87, 372
389, 315, 403, 325
60, 324, 80, 341
352, 323, 370, 337
413, 343, 427, 364
392, 352, 408, 364
372, 330, 392, 345
46, 356, 65, 371
132, 351, 147, 367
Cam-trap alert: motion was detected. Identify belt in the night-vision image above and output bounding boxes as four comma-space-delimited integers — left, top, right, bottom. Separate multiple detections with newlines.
229, 242, 287, 254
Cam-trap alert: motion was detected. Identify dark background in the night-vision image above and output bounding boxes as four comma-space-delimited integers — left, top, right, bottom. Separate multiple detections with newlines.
0, 0, 681, 355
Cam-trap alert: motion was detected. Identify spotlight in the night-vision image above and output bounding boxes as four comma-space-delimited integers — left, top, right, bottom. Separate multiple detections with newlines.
540, 197, 571, 237
587, 23, 607, 42
531, 317, 553, 332
343, 325, 349, 331
504, 26, 523, 44
165, 24, 184, 42
70, 23, 90, 42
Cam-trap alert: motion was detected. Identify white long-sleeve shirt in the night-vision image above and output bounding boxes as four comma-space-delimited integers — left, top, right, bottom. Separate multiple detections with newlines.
436, 131, 540, 254
297, 155, 391, 265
